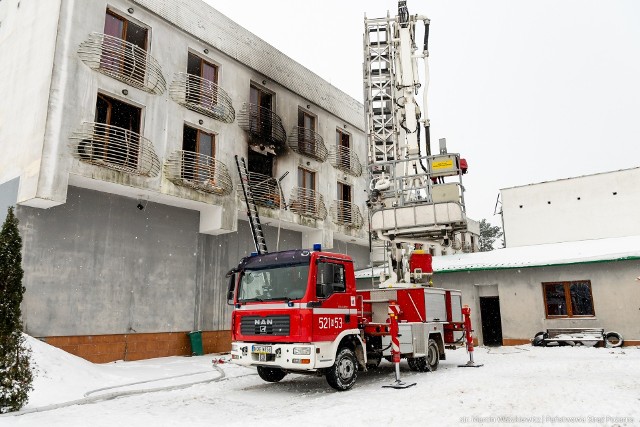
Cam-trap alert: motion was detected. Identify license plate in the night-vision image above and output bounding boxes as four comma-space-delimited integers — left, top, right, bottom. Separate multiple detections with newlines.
252, 345, 272, 354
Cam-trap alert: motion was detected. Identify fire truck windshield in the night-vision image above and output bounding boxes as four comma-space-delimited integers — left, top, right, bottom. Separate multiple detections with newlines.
238, 263, 310, 302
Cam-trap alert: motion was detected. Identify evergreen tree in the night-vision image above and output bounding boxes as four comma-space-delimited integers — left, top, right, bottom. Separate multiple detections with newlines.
0, 207, 33, 413
478, 218, 504, 252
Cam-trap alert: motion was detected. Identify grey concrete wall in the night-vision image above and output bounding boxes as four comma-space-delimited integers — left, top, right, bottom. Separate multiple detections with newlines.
18, 186, 200, 336
0, 177, 19, 219
17, 186, 369, 336
436, 260, 640, 345
196, 221, 302, 331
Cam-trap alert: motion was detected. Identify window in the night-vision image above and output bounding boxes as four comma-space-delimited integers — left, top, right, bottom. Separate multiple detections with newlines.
102, 10, 148, 83
86, 93, 141, 168
543, 281, 595, 317
249, 85, 274, 137
316, 262, 345, 299
337, 181, 352, 224
298, 109, 316, 153
187, 52, 218, 108
182, 125, 215, 183
297, 167, 316, 215
336, 129, 351, 169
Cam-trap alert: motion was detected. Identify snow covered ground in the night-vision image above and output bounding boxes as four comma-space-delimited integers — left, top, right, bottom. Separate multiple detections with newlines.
2, 336, 639, 426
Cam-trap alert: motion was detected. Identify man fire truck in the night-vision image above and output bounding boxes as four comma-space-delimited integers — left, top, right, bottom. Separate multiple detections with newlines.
228, 1, 478, 391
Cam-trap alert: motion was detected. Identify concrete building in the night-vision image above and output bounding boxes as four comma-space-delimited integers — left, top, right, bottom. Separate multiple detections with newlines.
0, 0, 370, 362
500, 167, 640, 247
433, 236, 640, 346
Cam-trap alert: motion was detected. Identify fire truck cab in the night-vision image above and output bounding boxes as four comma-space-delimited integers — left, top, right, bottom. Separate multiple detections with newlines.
228, 248, 465, 391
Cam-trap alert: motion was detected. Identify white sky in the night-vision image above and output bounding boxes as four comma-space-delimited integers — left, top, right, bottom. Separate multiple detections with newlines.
205, 0, 640, 225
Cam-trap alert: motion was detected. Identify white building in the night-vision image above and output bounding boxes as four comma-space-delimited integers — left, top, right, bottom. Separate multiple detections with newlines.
0, 0, 370, 361
500, 167, 640, 247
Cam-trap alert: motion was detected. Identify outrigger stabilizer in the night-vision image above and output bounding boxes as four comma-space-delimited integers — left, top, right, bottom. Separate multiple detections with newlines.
458, 305, 483, 368
382, 302, 417, 389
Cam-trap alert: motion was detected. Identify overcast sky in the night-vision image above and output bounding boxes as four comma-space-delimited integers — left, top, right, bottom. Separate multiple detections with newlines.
206, 0, 640, 225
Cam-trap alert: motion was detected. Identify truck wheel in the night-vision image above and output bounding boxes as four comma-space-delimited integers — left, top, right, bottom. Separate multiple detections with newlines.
257, 366, 287, 383
426, 339, 440, 371
326, 347, 358, 391
408, 357, 427, 372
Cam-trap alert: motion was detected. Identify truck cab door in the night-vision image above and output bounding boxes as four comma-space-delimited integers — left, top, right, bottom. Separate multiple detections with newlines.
313, 261, 356, 341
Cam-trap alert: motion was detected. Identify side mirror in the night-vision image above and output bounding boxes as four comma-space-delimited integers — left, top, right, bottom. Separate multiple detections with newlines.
226, 273, 236, 305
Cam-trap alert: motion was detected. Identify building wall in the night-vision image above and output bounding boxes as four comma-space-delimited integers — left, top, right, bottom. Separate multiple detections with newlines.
436, 260, 640, 346
0, 0, 63, 206
501, 168, 640, 247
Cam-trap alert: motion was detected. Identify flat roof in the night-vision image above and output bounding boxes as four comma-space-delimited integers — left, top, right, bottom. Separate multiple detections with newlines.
500, 166, 640, 192
355, 235, 640, 277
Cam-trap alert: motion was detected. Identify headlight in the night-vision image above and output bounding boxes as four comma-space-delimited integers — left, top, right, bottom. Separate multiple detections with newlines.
293, 347, 311, 355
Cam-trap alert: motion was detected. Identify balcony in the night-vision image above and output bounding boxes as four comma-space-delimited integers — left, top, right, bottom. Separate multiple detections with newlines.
330, 200, 364, 229
169, 73, 235, 123
328, 146, 363, 177
70, 122, 161, 177
289, 187, 327, 220
78, 32, 166, 95
287, 127, 328, 162
236, 172, 284, 210
237, 103, 287, 155
164, 151, 232, 195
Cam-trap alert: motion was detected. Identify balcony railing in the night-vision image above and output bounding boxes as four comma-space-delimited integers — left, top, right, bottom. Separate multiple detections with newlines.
78, 32, 166, 95
328, 145, 363, 177
330, 200, 364, 229
164, 151, 232, 195
237, 103, 287, 155
287, 127, 328, 162
70, 122, 161, 177
236, 172, 284, 210
289, 187, 327, 220
169, 73, 235, 123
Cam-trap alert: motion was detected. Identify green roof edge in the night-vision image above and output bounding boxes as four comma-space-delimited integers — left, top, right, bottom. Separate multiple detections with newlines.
435, 255, 640, 274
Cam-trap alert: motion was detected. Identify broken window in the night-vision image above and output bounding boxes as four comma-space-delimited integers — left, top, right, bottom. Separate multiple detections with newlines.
298, 109, 316, 153
249, 85, 274, 138
102, 10, 148, 84
182, 125, 215, 184
543, 281, 595, 318
187, 52, 218, 108
85, 93, 142, 168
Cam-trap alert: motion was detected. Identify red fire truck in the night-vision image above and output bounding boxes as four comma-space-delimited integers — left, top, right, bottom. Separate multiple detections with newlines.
227, 246, 472, 391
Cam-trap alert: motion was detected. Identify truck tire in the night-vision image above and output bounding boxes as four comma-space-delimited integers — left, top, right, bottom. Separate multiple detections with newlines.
408, 339, 439, 372
426, 339, 440, 371
257, 366, 287, 383
326, 347, 358, 391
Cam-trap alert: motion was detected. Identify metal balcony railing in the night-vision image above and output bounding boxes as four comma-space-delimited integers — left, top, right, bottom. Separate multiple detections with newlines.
330, 200, 364, 229
328, 145, 363, 177
70, 122, 161, 177
289, 187, 327, 220
169, 73, 235, 123
287, 127, 328, 162
164, 151, 233, 196
236, 172, 284, 210
237, 103, 287, 154
78, 32, 166, 95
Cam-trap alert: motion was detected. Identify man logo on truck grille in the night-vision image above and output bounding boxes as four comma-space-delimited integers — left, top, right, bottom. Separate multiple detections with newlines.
260, 326, 267, 333
254, 319, 273, 325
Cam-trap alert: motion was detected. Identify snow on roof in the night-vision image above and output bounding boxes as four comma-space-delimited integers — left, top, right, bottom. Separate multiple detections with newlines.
356, 235, 640, 278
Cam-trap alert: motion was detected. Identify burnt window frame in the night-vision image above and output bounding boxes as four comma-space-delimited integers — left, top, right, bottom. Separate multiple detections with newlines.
297, 108, 317, 153
542, 280, 596, 318
336, 128, 351, 169
336, 181, 352, 223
